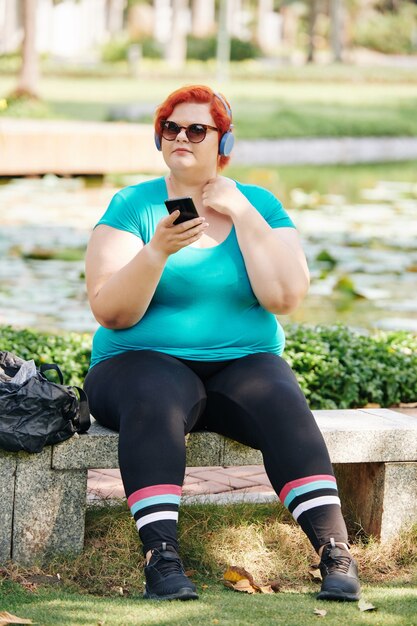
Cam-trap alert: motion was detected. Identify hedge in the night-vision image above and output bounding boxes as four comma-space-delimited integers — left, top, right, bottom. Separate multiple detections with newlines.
0, 324, 416, 410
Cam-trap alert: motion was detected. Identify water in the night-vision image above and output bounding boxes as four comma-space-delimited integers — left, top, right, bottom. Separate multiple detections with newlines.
0, 174, 416, 334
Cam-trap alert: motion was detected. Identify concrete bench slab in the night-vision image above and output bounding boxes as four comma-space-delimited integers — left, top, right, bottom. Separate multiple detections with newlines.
1, 408, 416, 566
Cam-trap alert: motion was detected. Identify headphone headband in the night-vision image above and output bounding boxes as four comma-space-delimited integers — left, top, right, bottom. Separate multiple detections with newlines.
214, 92, 232, 124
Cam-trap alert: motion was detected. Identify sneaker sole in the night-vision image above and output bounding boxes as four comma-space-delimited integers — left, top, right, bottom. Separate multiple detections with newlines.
143, 587, 199, 601
317, 589, 360, 602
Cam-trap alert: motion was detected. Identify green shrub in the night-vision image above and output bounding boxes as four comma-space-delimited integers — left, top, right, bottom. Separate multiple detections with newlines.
139, 36, 164, 59
230, 37, 262, 61
186, 36, 261, 61
0, 324, 415, 408
186, 35, 217, 61
0, 326, 91, 387
101, 37, 130, 63
352, 5, 417, 55
101, 36, 163, 62
284, 325, 417, 409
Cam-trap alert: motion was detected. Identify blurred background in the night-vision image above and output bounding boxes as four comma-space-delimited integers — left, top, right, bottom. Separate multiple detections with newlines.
0, 0, 416, 336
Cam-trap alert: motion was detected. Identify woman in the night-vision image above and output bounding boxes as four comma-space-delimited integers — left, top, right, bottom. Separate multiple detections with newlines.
84, 85, 360, 602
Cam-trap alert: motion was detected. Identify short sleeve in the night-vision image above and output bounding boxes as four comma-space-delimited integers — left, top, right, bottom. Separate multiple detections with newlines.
95, 190, 143, 238
236, 183, 295, 229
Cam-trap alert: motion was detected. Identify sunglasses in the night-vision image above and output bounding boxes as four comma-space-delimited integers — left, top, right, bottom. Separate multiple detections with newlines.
160, 120, 219, 143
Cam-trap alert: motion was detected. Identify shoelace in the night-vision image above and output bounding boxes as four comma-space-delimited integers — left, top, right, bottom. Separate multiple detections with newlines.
149, 551, 184, 577
321, 549, 352, 575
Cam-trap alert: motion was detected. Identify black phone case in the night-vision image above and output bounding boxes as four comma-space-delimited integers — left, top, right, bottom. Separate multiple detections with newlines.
165, 197, 199, 224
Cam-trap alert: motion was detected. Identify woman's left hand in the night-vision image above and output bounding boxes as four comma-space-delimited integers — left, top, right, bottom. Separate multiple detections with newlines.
202, 177, 250, 217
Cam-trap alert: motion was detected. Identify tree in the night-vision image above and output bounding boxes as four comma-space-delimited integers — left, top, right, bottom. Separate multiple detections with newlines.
166, 0, 188, 68
330, 0, 344, 62
191, 0, 215, 36
105, 0, 127, 35
307, 0, 320, 62
217, 0, 231, 81
13, 0, 39, 99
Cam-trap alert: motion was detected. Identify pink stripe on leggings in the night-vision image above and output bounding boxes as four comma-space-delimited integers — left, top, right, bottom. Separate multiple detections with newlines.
127, 484, 182, 508
279, 474, 336, 504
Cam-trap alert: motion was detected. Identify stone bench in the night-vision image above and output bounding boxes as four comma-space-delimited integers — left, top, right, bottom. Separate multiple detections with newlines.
1, 408, 416, 566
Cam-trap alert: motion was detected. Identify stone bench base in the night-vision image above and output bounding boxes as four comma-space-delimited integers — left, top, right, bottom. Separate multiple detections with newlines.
1, 408, 417, 565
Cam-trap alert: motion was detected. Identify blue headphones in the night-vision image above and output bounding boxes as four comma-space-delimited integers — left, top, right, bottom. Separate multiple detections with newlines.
154, 92, 234, 157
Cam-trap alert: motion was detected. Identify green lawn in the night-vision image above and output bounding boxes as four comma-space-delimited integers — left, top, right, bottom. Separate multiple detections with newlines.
1, 502, 415, 625
1, 581, 416, 626
1, 64, 417, 138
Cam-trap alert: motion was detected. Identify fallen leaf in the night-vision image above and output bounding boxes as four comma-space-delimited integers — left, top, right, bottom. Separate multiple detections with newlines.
234, 579, 256, 594
309, 568, 322, 582
259, 585, 275, 594
223, 580, 235, 590
223, 566, 255, 585
213, 620, 219, 625
20, 582, 38, 593
314, 608, 327, 617
201, 583, 209, 589
0, 612, 34, 625
223, 566, 268, 594
184, 569, 197, 577
358, 599, 377, 612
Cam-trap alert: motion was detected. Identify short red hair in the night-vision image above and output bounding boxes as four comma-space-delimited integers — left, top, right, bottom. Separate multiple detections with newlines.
154, 84, 233, 170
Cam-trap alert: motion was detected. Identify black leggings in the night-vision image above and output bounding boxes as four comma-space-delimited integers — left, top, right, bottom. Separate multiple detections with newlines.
84, 350, 348, 555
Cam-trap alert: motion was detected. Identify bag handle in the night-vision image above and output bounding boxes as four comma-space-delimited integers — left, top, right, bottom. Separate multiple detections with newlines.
40, 363, 64, 385
71, 386, 91, 433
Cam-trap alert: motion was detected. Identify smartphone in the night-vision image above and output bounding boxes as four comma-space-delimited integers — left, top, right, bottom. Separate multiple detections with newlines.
165, 197, 199, 225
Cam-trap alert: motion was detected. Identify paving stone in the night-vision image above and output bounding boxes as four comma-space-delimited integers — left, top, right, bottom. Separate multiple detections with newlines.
219, 465, 265, 477
186, 470, 259, 489
183, 475, 203, 485
230, 485, 276, 494
182, 480, 232, 495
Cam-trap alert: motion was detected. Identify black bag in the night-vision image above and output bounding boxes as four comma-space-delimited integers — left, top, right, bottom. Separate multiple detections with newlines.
0, 351, 90, 454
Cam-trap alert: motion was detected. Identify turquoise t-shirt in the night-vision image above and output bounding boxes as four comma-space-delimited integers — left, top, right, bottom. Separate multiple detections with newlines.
90, 177, 295, 367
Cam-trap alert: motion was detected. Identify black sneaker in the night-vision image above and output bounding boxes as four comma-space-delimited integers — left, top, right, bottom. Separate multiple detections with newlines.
317, 538, 361, 601
143, 542, 199, 601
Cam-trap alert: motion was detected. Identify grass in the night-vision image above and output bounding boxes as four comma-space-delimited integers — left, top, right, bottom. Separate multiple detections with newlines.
224, 160, 417, 206
1, 61, 417, 137
1, 582, 417, 626
1, 502, 416, 625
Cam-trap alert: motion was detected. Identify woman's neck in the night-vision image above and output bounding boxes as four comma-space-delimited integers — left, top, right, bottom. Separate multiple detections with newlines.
166, 170, 217, 200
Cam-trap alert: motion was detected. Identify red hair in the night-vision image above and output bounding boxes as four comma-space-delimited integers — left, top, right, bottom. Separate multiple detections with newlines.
154, 84, 233, 170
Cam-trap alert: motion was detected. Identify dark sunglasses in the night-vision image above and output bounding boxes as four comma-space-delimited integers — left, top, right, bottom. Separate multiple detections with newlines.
160, 120, 219, 143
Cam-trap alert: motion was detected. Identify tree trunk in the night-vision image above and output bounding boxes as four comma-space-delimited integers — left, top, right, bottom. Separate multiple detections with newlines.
14, 0, 39, 98
216, 0, 230, 82
307, 0, 319, 63
191, 0, 215, 37
166, 0, 188, 68
330, 0, 344, 62
257, 0, 273, 47
105, 0, 127, 35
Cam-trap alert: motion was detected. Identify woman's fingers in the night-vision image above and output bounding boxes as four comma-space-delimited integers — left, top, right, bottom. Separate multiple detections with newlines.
177, 222, 208, 241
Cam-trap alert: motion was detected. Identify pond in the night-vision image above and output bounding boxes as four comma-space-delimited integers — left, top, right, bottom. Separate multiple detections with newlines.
0, 169, 416, 335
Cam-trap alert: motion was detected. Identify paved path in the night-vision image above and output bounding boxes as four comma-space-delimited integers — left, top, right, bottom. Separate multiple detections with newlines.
87, 407, 417, 505
2, 118, 417, 175
234, 137, 417, 165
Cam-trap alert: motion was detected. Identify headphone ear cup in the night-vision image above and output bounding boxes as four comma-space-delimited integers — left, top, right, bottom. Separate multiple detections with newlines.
154, 132, 162, 151
219, 131, 235, 157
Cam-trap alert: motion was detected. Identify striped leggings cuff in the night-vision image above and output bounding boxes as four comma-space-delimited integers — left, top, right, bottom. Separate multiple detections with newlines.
279, 474, 341, 522
127, 484, 182, 531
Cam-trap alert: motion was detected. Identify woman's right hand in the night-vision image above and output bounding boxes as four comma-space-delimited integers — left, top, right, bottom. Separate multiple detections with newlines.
148, 211, 208, 259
